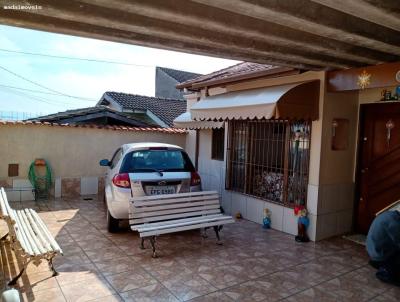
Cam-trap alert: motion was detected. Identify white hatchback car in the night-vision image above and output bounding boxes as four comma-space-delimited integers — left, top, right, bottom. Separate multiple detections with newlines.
100, 143, 202, 232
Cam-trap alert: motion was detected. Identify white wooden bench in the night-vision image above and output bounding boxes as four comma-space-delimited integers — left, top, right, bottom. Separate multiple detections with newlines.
130, 191, 234, 257
0, 188, 63, 285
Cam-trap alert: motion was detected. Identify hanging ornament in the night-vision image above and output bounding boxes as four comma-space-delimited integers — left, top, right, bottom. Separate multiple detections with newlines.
386, 119, 395, 147
357, 70, 371, 90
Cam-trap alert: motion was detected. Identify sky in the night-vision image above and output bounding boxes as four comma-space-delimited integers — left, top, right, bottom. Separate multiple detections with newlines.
0, 25, 238, 117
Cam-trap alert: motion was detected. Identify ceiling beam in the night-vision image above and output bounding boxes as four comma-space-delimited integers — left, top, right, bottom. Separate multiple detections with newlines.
192, 0, 400, 56
311, 0, 400, 31
83, 0, 388, 66
0, 10, 320, 70
23, 0, 355, 69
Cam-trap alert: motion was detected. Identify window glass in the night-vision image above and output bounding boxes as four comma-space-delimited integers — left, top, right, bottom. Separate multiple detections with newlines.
110, 148, 122, 169
211, 128, 225, 161
120, 149, 195, 173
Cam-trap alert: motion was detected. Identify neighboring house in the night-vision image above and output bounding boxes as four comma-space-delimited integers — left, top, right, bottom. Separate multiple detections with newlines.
97, 91, 186, 128
175, 61, 396, 241
28, 105, 159, 127
155, 67, 201, 100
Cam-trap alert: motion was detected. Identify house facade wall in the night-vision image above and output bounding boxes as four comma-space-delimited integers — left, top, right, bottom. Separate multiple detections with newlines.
0, 124, 186, 201
185, 70, 369, 241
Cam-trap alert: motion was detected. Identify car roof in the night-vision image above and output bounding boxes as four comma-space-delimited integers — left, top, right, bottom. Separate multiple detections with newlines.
122, 142, 183, 152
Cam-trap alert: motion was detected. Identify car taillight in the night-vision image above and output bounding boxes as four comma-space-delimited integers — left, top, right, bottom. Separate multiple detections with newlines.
112, 173, 131, 188
190, 171, 201, 186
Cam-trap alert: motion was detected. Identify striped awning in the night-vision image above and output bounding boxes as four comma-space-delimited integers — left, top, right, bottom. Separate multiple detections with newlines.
173, 112, 224, 130
190, 81, 320, 121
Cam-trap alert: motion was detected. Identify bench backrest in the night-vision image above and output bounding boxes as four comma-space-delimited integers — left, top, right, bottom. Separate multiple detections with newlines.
129, 191, 222, 226
0, 188, 12, 221
0, 187, 63, 256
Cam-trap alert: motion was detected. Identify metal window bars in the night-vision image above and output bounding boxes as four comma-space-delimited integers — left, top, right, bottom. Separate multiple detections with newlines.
226, 119, 311, 207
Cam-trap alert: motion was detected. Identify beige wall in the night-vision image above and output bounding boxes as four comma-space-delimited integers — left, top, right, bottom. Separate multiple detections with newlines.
0, 124, 186, 181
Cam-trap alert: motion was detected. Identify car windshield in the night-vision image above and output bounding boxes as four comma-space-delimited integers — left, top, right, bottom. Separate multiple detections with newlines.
120, 149, 195, 173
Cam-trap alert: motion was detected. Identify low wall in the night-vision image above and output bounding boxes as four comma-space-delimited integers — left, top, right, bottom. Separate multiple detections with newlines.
0, 123, 186, 200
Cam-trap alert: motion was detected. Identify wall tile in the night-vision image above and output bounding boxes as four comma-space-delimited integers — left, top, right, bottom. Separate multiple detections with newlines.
231, 192, 247, 218
12, 179, 33, 189
319, 212, 338, 240
336, 209, 353, 234
245, 196, 264, 224
283, 207, 298, 236
61, 178, 80, 198
81, 176, 99, 195
54, 177, 61, 198
338, 183, 355, 211
307, 184, 319, 215
264, 201, 283, 231
307, 213, 317, 241
221, 190, 232, 214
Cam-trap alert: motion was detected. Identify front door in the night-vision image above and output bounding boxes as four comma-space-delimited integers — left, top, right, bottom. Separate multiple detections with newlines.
356, 103, 400, 233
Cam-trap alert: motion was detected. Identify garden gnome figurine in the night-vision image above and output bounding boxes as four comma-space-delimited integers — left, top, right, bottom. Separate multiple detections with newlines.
295, 208, 310, 242
263, 208, 271, 229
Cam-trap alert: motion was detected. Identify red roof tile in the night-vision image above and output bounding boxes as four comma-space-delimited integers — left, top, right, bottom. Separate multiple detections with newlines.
177, 62, 297, 90
0, 120, 186, 134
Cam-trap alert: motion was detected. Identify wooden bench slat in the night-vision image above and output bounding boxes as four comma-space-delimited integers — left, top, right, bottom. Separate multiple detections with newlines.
17, 210, 45, 255
132, 190, 218, 202
138, 219, 235, 237
132, 199, 220, 213
14, 210, 39, 256
130, 209, 221, 225
130, 213, 225, 229
131, 204, 221, 219
24, 209, 52, 252
0, 188, 9, 218
135, 215, 234, 232
29, 209, 63, 255
132, 194, 219, 207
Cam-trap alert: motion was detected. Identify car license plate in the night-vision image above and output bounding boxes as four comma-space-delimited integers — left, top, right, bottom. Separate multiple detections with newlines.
147, 186, 175, 195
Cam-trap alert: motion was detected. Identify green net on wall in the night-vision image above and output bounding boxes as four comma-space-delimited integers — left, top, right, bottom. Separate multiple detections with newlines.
28, 159, 52, 200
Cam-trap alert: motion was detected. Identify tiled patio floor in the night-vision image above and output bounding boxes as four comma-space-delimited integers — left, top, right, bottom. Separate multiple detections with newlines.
0, 196, 399, 301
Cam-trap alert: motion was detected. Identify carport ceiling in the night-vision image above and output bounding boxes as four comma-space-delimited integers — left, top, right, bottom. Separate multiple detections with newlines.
1, 0, 399, 70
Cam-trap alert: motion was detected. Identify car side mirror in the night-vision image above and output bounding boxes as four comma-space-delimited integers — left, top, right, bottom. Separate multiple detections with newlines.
99, 159, 110, 167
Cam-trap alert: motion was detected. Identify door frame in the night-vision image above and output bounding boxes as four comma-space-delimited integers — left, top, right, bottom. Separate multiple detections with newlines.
353, 103, 368, 233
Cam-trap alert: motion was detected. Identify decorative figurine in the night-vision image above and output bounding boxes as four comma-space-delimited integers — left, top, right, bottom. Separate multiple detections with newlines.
382, 89, 392, 101
295, 208, 310, 243
263, 208, 271, 229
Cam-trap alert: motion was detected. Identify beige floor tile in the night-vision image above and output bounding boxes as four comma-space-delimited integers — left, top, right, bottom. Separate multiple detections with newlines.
188, 291, 233, 302
120, 282, 178, 302
87, 294, 123, 302
60, 276, 115, 302
223, 279, 286, 302
86, 246, 127, 262
93, 256, 137, 276
105, 269, 157, 293
160, 272, 217, 301
21, 286, 67, 302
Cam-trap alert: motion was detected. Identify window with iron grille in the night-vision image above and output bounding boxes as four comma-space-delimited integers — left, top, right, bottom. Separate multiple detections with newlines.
226, 119, 311, 207
211, 128, 225, 161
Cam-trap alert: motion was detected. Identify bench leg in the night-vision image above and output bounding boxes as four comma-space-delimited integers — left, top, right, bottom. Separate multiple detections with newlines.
0, 232, 8, 241
8, 259, 32, 286
213, 226, 223, 245
48, 257, 58, 277
149, 236, 157, 258
140, 238, 145, 250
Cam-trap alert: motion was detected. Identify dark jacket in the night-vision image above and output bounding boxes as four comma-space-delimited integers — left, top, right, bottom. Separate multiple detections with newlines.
366, 211, 400, 262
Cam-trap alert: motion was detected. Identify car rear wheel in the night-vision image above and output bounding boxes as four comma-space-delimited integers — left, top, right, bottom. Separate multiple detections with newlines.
107, 209, 120, 233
